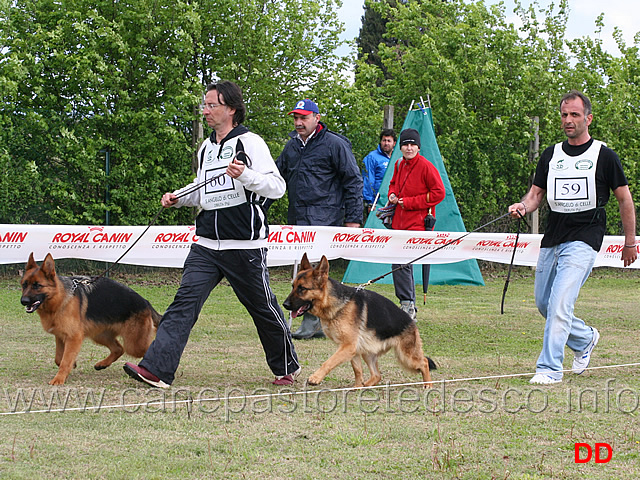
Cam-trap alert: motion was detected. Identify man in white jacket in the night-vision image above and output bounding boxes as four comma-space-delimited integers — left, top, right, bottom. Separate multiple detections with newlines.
124, 81, 300, 388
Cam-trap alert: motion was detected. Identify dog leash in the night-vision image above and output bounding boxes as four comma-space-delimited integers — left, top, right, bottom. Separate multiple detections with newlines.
500, 210, 526, 314
356, 211, 529, 313
97, 152, 252, 278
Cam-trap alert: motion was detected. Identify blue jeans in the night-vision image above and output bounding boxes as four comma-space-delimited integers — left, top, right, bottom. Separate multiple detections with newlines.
534, 241, 597, 380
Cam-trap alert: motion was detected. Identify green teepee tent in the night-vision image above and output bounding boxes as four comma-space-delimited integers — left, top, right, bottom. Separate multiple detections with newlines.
342, 104, 484, 287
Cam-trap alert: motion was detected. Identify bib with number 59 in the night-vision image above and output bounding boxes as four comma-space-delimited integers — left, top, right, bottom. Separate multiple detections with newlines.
547, 140, 602, 214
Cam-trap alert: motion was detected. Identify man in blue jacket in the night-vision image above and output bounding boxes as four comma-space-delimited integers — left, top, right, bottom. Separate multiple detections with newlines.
363, 129, 396, 213
276, 99, 363, 339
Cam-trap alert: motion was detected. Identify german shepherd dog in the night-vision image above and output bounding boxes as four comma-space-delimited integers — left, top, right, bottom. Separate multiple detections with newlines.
20, 252, 161, 385
283, 253, 436, 388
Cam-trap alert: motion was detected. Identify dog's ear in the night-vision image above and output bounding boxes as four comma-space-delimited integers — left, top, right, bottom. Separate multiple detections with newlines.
41, 253, 57, 279
26, 252, 37, 271
300, 253, 312, 271
316, 255, 329, 277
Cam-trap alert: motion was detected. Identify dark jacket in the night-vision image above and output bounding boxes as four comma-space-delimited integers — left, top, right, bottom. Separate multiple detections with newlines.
276, 122, 363, 226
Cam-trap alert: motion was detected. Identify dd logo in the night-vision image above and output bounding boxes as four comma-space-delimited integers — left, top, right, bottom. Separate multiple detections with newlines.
574, 443, 613, 464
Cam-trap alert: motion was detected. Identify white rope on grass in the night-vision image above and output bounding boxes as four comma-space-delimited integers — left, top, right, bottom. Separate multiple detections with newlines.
1, 362, 639, 416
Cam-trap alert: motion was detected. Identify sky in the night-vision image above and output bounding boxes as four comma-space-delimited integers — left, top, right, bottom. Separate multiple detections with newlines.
336, 0, 640, 58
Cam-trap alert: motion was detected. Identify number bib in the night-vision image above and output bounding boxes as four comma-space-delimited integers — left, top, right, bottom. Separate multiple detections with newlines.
199, 142, 248, 210
547, 140, 602, 213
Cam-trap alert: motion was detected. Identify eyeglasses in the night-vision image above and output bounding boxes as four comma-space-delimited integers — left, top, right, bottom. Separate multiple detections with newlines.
200, 103, 225, 111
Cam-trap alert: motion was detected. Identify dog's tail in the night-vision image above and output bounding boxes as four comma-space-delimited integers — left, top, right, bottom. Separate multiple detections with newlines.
426, 357, 437, 371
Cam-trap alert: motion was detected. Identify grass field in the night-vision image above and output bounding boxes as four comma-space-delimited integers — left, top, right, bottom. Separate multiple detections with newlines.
1, 263, 639, 479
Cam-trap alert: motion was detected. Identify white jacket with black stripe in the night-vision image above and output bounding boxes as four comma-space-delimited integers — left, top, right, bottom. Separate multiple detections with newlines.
172, 125, 285, 250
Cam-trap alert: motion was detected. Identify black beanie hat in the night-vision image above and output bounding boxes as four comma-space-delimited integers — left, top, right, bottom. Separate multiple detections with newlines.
399, 128, 421, 148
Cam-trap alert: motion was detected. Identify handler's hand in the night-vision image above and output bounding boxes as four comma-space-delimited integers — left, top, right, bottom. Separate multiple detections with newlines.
622, 245, 638, 267
508, 202, 526, 219
226, 158, 245, 179
161, 192, 178, 208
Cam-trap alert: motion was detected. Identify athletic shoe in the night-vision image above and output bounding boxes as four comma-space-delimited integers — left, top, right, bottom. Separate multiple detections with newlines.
273, 367, 302, 386
400, 301, 417, 321
572, 328, 600, 375
530, 373, 562, 385
123, 362, 170, 389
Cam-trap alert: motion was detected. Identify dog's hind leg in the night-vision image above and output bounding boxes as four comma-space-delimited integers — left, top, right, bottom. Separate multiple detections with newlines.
361, 353, 382, 387
418, 357, 434, 389
350, 356, 365, 387
91, 330, 125, 370
121, 314, 156, 358
396, 330, 433, 388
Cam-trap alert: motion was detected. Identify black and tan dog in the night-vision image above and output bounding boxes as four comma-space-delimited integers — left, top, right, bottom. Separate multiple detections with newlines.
20, 252, 161, 385
283, 253, 436, 388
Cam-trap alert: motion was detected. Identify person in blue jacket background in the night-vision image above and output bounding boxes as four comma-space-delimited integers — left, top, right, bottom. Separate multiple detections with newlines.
362, 129, 396, 213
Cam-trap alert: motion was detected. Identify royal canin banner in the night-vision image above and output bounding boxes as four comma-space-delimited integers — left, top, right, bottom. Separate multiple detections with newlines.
0, 224, 637, 269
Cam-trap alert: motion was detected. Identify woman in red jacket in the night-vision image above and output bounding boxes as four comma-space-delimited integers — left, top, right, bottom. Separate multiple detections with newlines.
387, 128, 445, 320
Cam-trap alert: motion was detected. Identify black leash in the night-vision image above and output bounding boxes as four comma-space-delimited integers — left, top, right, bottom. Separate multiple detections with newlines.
98, 151, 252, 279
500, 210, 527, 314
357, 211, 529, 313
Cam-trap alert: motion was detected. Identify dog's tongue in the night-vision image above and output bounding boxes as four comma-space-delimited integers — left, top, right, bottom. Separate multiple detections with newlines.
292, 305, 310, 319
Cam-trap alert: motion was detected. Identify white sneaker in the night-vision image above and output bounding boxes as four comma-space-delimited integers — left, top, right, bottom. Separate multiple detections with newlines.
530, 373, 562, 385
400, 301, 417, 321
572, 328, 600, 374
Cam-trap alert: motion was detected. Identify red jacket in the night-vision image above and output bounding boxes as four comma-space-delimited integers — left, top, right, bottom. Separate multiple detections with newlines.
388, 153, 445, 231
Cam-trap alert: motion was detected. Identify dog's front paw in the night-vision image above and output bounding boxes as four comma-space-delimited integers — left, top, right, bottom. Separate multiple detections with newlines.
307, 373, 323, 385
49, 375, 66, 385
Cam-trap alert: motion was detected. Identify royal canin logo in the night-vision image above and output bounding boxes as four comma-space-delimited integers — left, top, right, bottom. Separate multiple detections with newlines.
0, 231, 28, 243
475, 239, 530, 248
330, 232, 392, 244
153, 226, 198, 244
51, 227, 133, 244
269, 229, 316, 244
406, 237, 462, 246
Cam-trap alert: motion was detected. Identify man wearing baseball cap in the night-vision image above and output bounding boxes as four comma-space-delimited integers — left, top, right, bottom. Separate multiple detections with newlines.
276, 98, 363, 339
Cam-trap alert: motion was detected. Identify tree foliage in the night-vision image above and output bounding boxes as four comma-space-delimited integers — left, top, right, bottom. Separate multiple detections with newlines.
355, 0, 638, 234
0, 0, 347, 226
0, 0, 638, 236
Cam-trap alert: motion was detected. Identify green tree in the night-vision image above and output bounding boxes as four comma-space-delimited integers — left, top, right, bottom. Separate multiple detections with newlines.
0, 0, 348, 227
356, 0, 403, 82
371, 0, 547, 228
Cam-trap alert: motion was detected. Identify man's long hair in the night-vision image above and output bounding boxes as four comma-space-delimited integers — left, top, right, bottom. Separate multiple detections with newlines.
207, 81, 246, 126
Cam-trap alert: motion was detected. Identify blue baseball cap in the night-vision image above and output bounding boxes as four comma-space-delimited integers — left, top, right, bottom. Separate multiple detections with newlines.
288, 99, 319, 115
